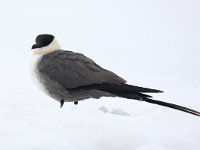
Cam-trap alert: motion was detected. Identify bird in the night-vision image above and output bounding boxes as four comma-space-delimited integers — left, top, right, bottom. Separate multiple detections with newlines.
31, 34, 200, 117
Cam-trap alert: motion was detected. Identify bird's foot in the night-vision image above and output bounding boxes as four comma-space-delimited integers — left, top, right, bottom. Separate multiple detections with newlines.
60, 100, 64, 108
74, 101, 78, 105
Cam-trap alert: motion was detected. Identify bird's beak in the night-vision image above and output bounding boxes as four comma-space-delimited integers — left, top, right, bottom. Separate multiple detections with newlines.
32, 44, 39, 50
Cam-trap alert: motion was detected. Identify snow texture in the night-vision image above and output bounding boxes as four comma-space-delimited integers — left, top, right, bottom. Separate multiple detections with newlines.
0, 0, 200, 150
99, 106, 132, 116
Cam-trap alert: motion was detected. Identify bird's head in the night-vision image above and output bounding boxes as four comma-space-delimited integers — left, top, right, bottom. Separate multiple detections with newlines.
32, 34, 61, 55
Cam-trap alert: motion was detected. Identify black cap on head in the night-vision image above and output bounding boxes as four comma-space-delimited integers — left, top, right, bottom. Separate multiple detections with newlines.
32, 34, 55, 49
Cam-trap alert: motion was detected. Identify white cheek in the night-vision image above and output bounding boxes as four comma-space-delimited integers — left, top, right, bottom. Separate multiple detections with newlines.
32, 38, 61, 55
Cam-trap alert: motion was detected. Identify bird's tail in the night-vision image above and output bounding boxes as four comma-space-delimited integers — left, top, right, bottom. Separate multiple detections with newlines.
115, 92, 200, 117
78, 83, 200, 117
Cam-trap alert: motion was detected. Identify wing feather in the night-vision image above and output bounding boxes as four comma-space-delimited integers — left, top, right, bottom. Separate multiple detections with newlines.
37, 50, 126, 89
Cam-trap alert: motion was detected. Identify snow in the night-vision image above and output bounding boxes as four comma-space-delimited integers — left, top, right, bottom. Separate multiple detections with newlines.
99, 106, 132, 116
0, 0, 200, 150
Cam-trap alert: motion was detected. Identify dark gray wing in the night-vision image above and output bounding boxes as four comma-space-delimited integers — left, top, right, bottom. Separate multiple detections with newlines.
37, 50, 126, 89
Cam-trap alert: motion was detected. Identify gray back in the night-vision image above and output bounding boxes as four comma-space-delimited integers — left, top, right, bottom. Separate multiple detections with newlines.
37, 50, 126, 89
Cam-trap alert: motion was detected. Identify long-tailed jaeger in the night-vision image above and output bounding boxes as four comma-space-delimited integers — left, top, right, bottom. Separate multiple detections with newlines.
31, 34, 200, 117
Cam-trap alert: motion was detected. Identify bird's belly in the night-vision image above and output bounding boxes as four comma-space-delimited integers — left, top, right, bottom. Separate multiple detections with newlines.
30, 55, 52, 98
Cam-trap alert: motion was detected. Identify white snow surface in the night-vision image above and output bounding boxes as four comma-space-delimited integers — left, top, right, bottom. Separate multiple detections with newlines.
1, 0, 200, 150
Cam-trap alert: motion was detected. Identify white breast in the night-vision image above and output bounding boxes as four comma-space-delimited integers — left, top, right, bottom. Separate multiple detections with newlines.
30, 54, 49, 95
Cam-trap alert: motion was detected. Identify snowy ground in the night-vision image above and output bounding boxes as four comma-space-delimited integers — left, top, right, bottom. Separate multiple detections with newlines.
0, 0, 200, 150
